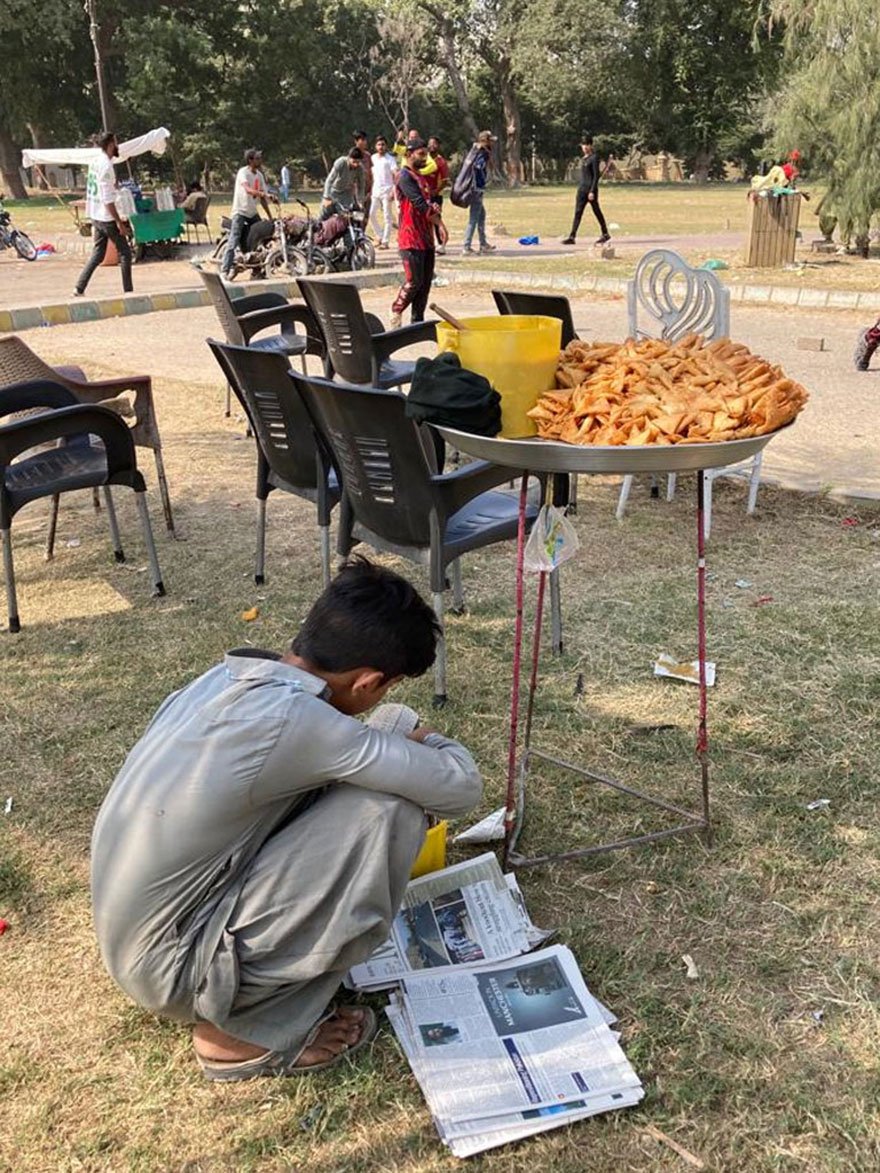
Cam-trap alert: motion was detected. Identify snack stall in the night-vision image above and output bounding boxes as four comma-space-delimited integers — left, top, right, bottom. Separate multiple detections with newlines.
437, 329, 808, 870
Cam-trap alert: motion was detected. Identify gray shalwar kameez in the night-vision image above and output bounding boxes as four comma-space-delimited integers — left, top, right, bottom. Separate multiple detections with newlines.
90, 651, 482, 1053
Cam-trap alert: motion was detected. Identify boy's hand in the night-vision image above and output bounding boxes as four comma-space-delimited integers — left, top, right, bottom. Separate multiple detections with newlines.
407, 727, 437, 743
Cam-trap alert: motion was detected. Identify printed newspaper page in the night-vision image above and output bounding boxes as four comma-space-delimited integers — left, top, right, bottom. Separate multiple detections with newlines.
398, 945, 643, 1123
349, 853, 528, 989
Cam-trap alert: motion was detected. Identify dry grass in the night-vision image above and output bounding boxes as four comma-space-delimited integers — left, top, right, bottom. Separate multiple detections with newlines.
1, 347, 880, 1172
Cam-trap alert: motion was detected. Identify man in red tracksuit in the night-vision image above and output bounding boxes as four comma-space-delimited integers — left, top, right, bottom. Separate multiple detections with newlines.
391, 138, 440, 328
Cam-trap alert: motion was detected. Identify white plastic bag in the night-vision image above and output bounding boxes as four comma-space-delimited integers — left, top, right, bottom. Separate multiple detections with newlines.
115, 187, 136, 218
523, 504, 579, 572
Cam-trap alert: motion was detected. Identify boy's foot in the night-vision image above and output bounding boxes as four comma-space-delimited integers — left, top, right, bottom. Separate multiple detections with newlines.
854, 326, 879, 371
73, 289, 84, 297
390, 311, 402, 329
196, 1006, 376, 1082
436, 244, 446, 255
595, 234, 611, 245
560, 237, 575, 246
462, 246, 475, 254
479, 242, 496, 252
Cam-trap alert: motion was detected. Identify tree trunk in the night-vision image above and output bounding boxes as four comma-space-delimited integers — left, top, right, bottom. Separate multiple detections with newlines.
27, 124, 48, 188
0, 124, 28, 198
692, 146, 712, 183
497, 64, 522, 187
424, 8, 478, 143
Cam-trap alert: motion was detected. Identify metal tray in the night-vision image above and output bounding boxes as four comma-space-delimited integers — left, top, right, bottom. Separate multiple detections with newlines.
434, 424, 789, 475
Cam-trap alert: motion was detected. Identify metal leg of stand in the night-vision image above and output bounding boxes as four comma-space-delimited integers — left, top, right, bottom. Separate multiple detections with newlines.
505, 468, 713, 869
502, 473, 531, 868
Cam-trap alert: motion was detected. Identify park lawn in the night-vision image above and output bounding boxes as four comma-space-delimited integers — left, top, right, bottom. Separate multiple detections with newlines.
1, 346, 879, 1171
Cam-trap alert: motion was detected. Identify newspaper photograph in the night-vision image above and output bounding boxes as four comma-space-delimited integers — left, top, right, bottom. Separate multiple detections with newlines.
349, 853, 530, 989
399, 945, 643, 1123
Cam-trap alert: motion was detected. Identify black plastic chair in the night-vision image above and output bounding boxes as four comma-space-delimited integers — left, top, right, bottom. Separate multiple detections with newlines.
184, 193, 211, 244
296, 278, 436, 388
290, 371, 560, 705
197, 264, 325, 415
1, 380, 165, 633
208, 342, 341, 587
492, 289, 578, 348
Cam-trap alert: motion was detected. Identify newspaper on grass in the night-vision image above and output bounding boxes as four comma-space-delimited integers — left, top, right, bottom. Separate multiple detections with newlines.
348, 853, 544, 990
386, 944, 643, 1157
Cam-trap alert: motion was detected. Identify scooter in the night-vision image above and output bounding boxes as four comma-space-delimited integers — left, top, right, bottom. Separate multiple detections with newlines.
0, 196, 38, 261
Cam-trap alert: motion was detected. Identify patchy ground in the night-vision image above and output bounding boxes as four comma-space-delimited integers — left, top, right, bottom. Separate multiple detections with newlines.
1, 283, 879, 1172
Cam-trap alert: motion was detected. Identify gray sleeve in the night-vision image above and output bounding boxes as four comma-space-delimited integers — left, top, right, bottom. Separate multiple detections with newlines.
252, 695, 483, 818
323, 159, 342, 200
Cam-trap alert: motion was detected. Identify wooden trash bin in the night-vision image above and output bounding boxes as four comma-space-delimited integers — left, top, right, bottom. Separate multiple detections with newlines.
744, 192, 802, 267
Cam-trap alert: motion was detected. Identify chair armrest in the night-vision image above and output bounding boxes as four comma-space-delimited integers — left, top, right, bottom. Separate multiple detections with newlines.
371, 319, 438, 365
48, 373, 159, 451
0, 379, 78, 417
0, 405, 135, 476
53, 363, 87, 383
430, 459, 526, 519
238, 304, 323, 354
234, 292, 287, 315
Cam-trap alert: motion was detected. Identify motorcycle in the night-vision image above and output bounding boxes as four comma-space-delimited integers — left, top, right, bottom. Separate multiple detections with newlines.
317, 203, 376, 272
0, 196, 38, 261
209, 201, 308, 280
263, 199, 333, 277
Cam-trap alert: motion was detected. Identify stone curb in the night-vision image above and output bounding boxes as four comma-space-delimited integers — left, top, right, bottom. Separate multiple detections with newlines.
0, 267, 399, 334
436, 266, 873, 312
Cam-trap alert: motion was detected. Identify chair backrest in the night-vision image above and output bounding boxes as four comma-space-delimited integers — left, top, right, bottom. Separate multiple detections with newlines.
196, 265, 247, 346
290, 371, 437, 548
296, 279, 375, 383
192, 194, 209, 224
492, 290, 578, 347
627, 249, 730, 343
0, 335, 58, 390
207, 340, 321, 491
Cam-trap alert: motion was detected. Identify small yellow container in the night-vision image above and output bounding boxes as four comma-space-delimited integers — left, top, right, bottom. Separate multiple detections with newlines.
410, 820, 448, 879
435, 315, 562, 438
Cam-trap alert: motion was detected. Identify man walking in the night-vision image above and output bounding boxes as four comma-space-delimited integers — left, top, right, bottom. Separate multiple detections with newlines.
370, 136, 398, 249
322, 148, 365, 218
222, 149, 272, 280
353, 131, 373, 220
74, 131, 133, 297
426, 135, 449, 255
561, 134, 610, 246
462, 130, 496, 255
391, 138, 440, 328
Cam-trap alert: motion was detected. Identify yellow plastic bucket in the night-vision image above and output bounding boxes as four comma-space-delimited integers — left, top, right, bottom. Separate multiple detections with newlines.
435, 315, 562, 437
410, 820, 448, 879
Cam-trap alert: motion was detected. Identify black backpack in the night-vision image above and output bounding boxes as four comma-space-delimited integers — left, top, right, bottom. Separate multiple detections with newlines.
450, 145, 480, 209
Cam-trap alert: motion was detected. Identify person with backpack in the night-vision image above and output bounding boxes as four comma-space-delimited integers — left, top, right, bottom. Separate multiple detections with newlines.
459, 130, 497, 255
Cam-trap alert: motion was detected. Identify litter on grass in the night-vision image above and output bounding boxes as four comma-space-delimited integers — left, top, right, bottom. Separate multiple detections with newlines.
453, 806, 506, 844
806, 798, 831, 811
654, 653, 716, 687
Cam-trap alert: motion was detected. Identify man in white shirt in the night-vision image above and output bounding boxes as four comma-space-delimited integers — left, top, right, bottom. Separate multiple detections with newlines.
74, 131, 133, 297
222, 148, 272, 279
369, 135, 398, 249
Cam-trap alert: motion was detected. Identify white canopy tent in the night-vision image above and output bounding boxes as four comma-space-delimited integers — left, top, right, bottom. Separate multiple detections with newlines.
21, 127, 171, 170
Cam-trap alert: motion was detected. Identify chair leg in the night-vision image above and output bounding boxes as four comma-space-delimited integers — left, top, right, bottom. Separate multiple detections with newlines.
103, 487, 125, 563
549, 567, 563, 655
746, 453, 763, 514
650, 474, 660, 498
92, 487, 101, 512
152, 445, 175, 534
300, 353, 309, 375
45, 494, 60, 561
616, 475, 633, 521
255, 498, 267, 585
134, 492, 166, 597
226, 383, 232, 418
568, 473, 579, 515
432, 590, 447, 707
449, 558, 465, 615
2, 527, 21, 633
319, 524, 331, 590
666, 472, 677, 502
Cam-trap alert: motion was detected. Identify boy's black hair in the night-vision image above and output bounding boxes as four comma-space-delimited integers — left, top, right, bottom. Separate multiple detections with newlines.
348, 146, 364, 161
580, 133, 593, 146
97, 131, 117, 150
292, 558, 440, 679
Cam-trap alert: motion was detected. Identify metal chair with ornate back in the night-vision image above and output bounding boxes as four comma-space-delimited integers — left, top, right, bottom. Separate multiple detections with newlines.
617, 249, 759, 534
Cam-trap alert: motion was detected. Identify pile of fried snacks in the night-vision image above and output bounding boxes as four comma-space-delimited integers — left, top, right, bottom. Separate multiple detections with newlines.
527, 334, 809, 445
